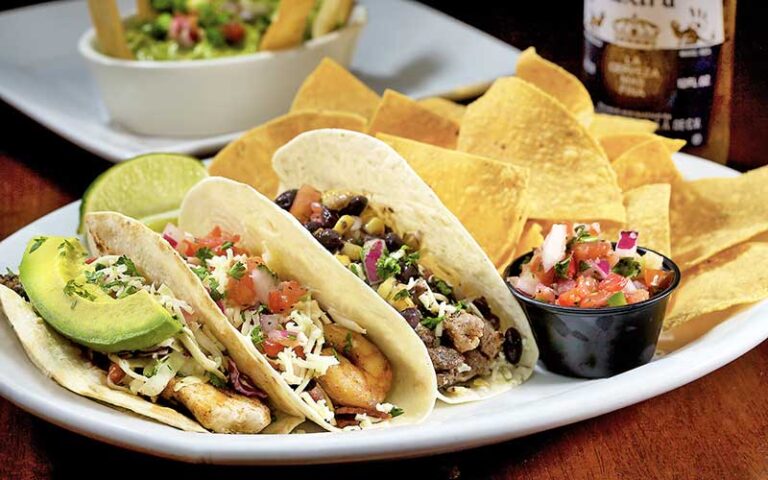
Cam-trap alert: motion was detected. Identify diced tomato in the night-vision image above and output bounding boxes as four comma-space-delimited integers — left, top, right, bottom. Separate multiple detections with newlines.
528, 254, 555, 284
290, 185, 322, 223
268, 281, 307, 313
107, 363, 125, 384
294, 346, 306, 359
644, 269, 672, 290
182, 226, 245, 257
575, 275, 598, 296
227, 258, 267, 307
556, 289, 582, 307
580, 290, 612, 308
572, 241, 612, 263
626, 289, 650, 304
565, 257, 577, 279
534, 285, 556, 303
599, 273, 628, 293
262, 339, 285, 357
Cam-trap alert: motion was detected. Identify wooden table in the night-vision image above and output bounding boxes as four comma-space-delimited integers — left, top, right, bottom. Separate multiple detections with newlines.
1, 2, 766, 479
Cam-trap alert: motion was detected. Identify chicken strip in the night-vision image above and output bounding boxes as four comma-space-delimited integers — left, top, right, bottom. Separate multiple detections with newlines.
162, 379, 271, 434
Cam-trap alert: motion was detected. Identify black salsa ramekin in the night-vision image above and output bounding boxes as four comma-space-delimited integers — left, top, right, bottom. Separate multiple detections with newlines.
504, 246, 681, 379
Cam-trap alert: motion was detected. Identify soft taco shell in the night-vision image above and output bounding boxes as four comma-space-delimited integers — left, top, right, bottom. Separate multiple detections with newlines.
0, 285, 206, 433
272, 129, 539, 402
84, 212, 304, 432
178, 177, 437, 428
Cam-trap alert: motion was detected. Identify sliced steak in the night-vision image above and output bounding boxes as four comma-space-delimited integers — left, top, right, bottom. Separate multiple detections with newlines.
414, 323, 437, 347
443, 311, 484, 353
427, 346, 464, 372
478, 319, 503, 359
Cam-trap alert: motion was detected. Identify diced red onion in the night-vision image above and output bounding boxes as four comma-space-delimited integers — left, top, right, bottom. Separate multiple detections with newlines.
555, 279, 576, 295
250, 267, 278, 305
162, 223, 185, 249
216, 299, 226, 313
259, 314, 282, 334
85, 257, 96, 264
623, 279, 638, 293
510, 273, 538, 296
615, 230, 639, 257
363, 239, 385, 284
541, 224, 567, 272
227, 360, 267, 399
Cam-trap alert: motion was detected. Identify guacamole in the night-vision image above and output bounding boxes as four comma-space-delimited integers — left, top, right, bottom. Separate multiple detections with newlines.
122, 0, 279, 61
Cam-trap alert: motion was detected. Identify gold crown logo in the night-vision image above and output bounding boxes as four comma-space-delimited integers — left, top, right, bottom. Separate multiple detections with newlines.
612, 15, 660, 47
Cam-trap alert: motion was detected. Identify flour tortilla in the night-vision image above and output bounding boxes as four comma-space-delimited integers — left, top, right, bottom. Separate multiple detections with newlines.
84, 212, 303, 433
178, 178, 437, 429
272, 129, 538, 403
0, 285, 206, 432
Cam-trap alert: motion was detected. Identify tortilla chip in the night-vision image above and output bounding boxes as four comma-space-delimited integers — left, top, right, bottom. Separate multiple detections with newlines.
621, 183, 671, 256
379, 133, 530, 269
209, 110, 367, 197
600, 133, 686, 162
670, 165, 768, 270
589, 113, 658, 138
664, 242, 768, 329
311, 0, 354, 38
290, 58, 381, 121
515, 47, 594, 127
368, 90, 460, 149
417, 97, 466, 124
612, 139, 682, 190
458, 77, 625, 222
259, 0, 316, 51
513, 221, 544, 259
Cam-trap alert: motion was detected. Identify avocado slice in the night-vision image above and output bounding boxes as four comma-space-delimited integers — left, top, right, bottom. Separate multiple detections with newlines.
19, 236, 182, 353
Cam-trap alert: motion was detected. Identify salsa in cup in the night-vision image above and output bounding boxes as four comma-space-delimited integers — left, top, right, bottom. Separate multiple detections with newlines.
507, 224, 674, 309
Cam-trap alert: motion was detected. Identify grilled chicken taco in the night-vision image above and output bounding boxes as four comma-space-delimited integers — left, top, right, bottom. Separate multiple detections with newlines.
1, 221, 304, 434
169, 177, 436, 430
271, 129, 539, 402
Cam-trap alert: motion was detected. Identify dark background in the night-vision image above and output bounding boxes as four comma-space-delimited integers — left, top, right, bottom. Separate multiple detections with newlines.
1, 2, 766, 479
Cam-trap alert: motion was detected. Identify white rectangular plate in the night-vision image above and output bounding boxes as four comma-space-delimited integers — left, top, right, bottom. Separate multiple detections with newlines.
0, 153, 765, 464
0, 0, 518, 162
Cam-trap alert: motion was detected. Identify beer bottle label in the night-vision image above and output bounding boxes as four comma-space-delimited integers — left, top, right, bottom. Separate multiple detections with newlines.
583, 0, 725, 146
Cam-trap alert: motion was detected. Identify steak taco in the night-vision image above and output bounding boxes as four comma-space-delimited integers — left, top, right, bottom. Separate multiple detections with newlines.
169, 178, 436, 431
1, 220, 304, 434
271, 129, 539, 402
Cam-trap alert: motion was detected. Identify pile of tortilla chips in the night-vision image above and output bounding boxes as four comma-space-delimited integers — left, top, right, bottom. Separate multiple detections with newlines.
208, 48, 768, 342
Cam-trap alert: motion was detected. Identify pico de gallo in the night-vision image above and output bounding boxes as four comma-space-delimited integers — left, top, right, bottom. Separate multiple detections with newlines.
508, 224, 674, 308
275, 185, 524, 392
161, 223, 402, 429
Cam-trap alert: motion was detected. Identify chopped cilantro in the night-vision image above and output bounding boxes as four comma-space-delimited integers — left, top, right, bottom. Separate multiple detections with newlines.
221, 241, 234, 251
29, 236, 47, 254
117, 285, 138, 299
57, 239, 76, 257
376, 254, 401, 281
250, 325, 264, 347
455, 300, 469, 311
208, 278, 224, 301
554, 256, 572, 279
191, 265, 209, 280
612, 258, 642, 278
432, 278, 452, 296
578, 260, 591, 272
208, 373, 227, 388
403, 248, 420, 266
330, 348, 340, 361
390, 406, 405, 418
195, 247, 214, 264
569, 224, 598, 246
228, 261, 246, 280
143, 360, 162, 378
420, 315, 444, 330
343, 332, 353, 355
63, 280, 95, 308
115, 255, 139, 277
393, 288, 411, 301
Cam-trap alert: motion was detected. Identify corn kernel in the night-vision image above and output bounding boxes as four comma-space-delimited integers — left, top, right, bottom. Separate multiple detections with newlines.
377, 277, 396, 299
333, 215, 356, 235
403, 232, 421, 251
364, 217, 385, 236
342, 242, 363, 261
335, 254, 351, 266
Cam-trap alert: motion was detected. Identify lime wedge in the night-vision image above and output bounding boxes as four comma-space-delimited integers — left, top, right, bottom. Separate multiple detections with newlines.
139, 210, 180, 233
79, 153, 207, 233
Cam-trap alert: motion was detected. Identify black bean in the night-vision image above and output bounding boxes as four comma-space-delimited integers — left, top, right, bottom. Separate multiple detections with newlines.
400, 307, 423, 328
304, 221, 322, 233
473, 296, 500, 330
397, 262, 419, 283
384, 232, 404, 252
503, 327, 523, 364
316, 206, 338, 229
313, 228, 343, 252
275, 189, 297, 211
340, 195, 368, 216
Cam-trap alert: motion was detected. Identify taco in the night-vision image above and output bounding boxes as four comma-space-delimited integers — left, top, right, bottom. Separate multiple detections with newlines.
271, 129, 539, 402
2, 223, 304, 434
168, 178, 436, 431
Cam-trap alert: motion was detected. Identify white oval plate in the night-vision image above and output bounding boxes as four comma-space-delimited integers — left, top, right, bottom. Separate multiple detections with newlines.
0, 154, 764, 465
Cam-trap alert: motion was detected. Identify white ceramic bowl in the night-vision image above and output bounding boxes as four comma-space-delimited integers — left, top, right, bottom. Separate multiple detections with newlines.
78, 6, 366, 137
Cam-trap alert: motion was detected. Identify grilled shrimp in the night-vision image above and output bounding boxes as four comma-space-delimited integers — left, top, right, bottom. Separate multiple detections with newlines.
317, 324, 393, 409
162, 379, 271, 434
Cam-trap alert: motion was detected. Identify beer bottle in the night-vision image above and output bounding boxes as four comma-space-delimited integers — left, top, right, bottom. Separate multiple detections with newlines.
582, 0, 736, 164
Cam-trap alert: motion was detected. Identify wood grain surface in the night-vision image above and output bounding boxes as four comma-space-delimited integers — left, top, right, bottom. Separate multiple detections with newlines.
0, 1, 766, 479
